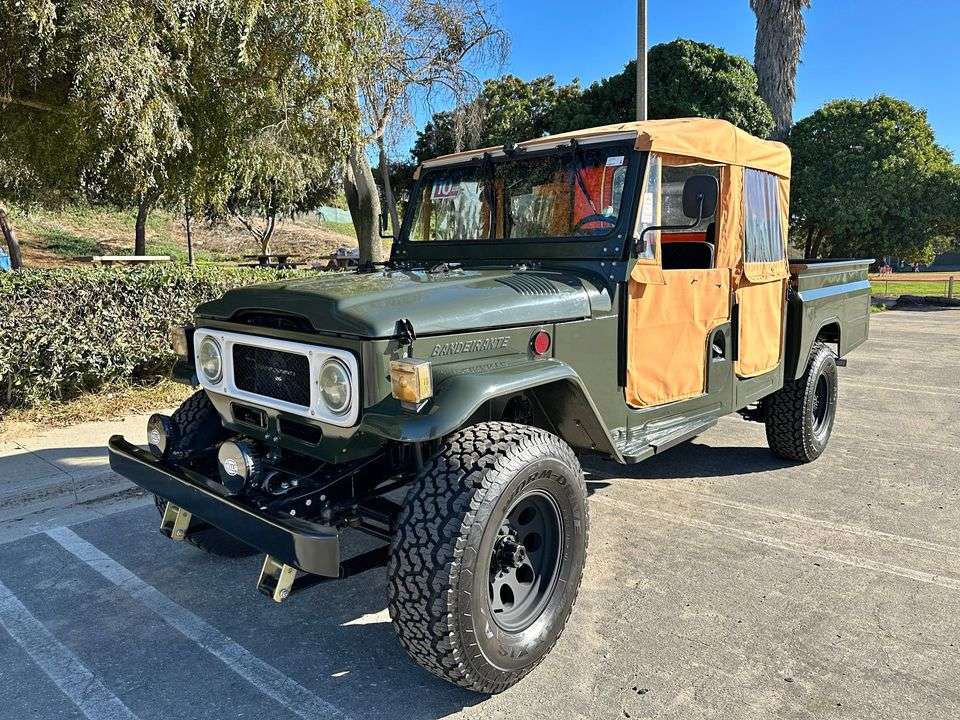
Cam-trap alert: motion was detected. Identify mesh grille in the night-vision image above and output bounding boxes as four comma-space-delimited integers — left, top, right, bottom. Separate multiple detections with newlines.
232, 345, 310, 407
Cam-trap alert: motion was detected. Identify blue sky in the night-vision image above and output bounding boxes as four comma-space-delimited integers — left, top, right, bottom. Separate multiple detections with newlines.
405, 1, 960, 159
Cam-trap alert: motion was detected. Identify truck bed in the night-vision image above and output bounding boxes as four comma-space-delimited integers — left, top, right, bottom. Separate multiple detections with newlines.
784, 258, 873, 379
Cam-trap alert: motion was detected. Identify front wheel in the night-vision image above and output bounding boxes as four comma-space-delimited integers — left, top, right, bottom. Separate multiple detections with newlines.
388, 422, 589, 694
764, 341, 838, 462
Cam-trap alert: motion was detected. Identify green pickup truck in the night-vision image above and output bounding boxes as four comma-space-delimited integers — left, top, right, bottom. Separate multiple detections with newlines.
109, 118, 871, 694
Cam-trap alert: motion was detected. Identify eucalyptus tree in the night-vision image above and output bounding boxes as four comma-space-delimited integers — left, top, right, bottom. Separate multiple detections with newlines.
749, 0, 811, 139
350, 0, 508, 263
0, 0, 377, 261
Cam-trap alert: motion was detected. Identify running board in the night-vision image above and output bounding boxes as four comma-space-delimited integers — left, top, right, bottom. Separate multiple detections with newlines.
613, 416, 718, 463
650, 418, 717, 454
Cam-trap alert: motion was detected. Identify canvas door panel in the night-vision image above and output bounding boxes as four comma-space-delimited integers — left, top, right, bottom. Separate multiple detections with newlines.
735, 278, 786, 377
626, 268, 730, 407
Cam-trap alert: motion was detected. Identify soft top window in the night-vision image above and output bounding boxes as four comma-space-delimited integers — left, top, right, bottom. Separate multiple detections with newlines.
744, 169, 785, 263
410, 144, 634, 243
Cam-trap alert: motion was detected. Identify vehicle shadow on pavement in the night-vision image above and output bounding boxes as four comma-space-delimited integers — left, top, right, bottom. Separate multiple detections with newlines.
885, 304, 960, 313
583, 441, 795, 482
63, 506, 489, 719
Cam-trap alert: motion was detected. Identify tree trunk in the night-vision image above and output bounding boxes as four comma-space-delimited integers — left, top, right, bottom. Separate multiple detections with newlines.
0, 206, 23, 270
260, 209, 276, 256
750, 0, 809, 139
803, 226, 815, 258
377, 138, 401, 240
810, 228, 826, 258
344, 147, 384, 265
184, 199, 194, 266
135, 198, 150, 255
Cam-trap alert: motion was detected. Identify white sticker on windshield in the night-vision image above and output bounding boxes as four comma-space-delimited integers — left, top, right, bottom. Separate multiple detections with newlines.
605, 155, 625, 167
431, 179, 460, 200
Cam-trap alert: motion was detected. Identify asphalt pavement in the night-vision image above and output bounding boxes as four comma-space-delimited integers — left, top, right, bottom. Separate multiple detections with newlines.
0, 307, 958, 720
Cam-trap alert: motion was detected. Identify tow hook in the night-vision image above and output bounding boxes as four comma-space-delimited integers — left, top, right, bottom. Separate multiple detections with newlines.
159, 502, 192, 541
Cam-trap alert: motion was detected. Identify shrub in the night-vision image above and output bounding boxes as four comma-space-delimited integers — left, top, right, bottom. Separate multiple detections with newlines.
0, 265, 311, 408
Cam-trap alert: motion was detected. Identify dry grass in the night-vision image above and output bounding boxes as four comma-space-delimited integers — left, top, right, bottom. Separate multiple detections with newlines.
9, 204, 362, 268
0, 379, 193, 438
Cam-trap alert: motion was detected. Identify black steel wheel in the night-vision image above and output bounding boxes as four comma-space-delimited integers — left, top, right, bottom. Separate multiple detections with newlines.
152, 390, 257, 558
764, 341, 838, 462
488, 491, 563, 632
388, 422, 589, 694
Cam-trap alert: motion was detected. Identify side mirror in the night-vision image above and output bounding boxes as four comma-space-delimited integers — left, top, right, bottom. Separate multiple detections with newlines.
682, 175, 719, 221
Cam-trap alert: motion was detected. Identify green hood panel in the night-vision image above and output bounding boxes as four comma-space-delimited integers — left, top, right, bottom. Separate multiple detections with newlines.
196, 268, 592, 338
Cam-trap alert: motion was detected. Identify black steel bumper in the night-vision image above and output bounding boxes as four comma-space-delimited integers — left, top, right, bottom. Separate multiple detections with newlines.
108, 435, 340, 576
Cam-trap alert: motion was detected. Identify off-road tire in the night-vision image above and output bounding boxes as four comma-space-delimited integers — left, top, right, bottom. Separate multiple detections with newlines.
153, 390, 257, 558
388, 422, 589, 694
764, 342, 838, 462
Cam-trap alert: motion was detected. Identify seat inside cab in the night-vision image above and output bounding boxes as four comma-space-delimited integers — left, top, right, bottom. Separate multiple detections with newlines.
659, 164, 720, 270
661, 223, 715, 269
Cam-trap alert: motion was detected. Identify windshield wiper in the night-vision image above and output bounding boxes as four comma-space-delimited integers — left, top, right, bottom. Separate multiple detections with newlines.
567, 139, 601, 216
480, 152, 496, 240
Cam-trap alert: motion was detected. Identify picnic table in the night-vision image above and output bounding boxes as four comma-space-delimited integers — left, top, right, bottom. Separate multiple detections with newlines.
73, 255, 172, 266
239, 254, 303, 269
315, 247, 360, 270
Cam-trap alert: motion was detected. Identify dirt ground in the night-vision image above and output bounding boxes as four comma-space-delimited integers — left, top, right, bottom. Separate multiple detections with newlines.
12, 208, 358, 268
0, 308, 958, 719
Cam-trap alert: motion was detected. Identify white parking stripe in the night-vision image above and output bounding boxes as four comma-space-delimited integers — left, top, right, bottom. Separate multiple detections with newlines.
0, 578, 139, 720
46, 527, 349, 720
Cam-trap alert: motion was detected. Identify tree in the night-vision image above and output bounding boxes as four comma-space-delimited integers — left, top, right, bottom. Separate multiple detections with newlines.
410, 39, 774, 170
0, 0, 375, 262
789, 96, 960, 261
750, 0, 811, 139
411, 74, 582, 163
350, 0, 508, 263
555, 40, 774, 137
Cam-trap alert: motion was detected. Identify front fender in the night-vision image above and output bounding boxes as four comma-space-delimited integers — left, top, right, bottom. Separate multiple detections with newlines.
358, 357, 618, 457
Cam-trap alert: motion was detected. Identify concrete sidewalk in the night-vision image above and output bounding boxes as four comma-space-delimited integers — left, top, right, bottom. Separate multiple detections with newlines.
0, 412, 165, 526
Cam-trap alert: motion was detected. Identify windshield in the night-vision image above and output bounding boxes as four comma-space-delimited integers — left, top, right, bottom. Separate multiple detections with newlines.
409, 144, 633, 243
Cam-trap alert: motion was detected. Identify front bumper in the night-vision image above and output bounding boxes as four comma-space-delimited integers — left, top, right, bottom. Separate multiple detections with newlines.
108, 436, 340, 576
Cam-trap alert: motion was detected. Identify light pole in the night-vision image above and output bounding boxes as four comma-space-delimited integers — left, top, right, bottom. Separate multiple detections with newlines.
637, 0, 647, 121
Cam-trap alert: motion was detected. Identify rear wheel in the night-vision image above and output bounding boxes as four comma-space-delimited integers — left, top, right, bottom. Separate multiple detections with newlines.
388, 422, 589, 694
153, 390, 257, 558
764, 342, 838, 462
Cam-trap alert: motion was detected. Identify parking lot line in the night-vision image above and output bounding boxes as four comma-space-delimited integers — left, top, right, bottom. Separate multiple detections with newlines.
0, 577, 140, 720
592, 496, 960, 592
46, 526, 350, 720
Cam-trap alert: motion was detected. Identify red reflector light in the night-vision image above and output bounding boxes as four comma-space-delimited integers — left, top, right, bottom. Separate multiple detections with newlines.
532, 331, 551, 356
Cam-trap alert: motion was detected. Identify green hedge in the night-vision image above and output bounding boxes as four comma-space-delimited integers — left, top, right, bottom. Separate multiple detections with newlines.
0, 266, 311, 408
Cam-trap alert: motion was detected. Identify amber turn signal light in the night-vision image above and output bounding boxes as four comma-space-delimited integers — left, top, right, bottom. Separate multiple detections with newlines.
390, 358, 434, 408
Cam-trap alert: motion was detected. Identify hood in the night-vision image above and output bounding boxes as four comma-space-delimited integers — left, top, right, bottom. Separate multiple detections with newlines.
196, 268, 593, 338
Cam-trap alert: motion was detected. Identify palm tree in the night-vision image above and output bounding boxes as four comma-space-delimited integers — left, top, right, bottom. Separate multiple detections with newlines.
750, 0, 811, 139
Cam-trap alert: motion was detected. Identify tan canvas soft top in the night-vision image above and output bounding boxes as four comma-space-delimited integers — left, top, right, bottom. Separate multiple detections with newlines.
419, 117, 791, 179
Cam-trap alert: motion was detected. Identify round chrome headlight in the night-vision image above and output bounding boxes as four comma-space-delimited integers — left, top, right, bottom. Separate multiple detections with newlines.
319, 358, 351, 415
198, 336, 223, 384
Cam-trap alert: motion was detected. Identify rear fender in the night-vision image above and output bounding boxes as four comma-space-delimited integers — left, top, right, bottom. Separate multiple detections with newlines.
358, 358, 617, 457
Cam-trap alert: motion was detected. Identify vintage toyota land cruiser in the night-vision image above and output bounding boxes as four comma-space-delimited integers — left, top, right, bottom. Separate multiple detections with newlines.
109, 118, 871, 693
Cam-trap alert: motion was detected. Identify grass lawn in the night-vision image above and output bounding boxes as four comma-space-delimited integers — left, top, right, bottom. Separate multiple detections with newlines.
870, 279, 957, 297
